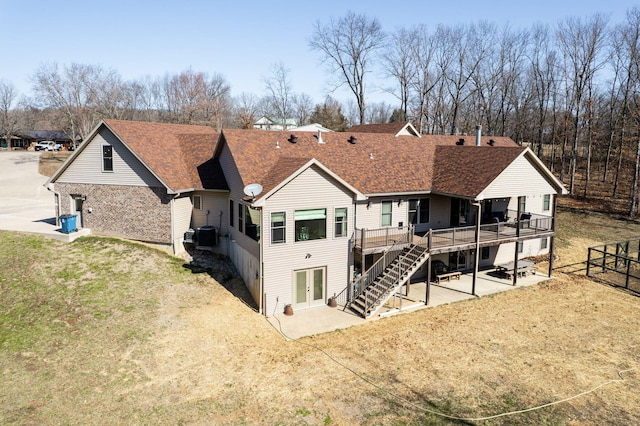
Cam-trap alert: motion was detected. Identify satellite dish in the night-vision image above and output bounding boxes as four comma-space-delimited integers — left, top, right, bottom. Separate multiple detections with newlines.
243, 183, 263, 198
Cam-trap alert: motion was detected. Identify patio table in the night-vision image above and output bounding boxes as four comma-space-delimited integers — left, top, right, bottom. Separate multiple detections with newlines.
495, 260, 536, 278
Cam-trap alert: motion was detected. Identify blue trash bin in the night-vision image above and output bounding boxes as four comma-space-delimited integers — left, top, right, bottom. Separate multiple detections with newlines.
60, 214, 77, 234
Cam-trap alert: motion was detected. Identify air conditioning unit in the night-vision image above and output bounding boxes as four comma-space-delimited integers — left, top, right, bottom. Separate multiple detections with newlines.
197, 226, 217, 247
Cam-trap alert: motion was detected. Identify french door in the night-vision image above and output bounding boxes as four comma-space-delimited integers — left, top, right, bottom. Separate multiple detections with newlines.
293, 267, 326, 310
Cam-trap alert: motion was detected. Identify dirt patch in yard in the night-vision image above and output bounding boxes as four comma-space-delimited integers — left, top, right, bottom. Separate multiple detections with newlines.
1, 213, 640, 424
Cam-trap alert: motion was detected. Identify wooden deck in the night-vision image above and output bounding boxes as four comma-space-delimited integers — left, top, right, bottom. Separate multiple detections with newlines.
355, 219, 554, 255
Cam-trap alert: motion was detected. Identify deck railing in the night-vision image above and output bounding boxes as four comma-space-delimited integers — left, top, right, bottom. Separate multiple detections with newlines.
356, 212, 554, 252
353, 226, 412, 252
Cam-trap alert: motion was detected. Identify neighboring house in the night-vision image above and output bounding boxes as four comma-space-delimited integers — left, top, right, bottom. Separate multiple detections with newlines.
47, 119, 567, 319
253, 116, 298, 131
348, 122, 421, 137
46, 120, 226, 251
1, 130, 73, 150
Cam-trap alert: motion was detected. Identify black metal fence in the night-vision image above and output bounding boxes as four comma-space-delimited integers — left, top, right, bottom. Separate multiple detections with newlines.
587, 237, 640, 295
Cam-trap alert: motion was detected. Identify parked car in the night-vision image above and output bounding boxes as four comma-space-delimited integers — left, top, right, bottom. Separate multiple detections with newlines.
34, 141, 61, 151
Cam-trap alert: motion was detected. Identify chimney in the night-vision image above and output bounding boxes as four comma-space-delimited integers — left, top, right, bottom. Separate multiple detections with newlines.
475, 125, 482, 146
318, 129, 325, 144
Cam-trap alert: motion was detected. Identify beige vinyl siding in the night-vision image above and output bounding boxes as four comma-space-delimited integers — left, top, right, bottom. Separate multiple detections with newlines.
262, 165, 354, 313
422, 195, 449, 230
354, 195, 450, 231
354, 198, 407, 230
218, 144, 260, 258
171, 195, 193, 254
191, 192, 230, 235
57, 128, 161, 187
480, 155, 558, 199
495, 239, 549, 265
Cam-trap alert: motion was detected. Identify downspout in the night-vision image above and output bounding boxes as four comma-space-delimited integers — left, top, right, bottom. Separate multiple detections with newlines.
259, 207, 264, 315
472, 201, 481, 296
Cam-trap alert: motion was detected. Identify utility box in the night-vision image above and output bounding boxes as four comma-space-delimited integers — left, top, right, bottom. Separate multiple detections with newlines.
60, 214, 77, 234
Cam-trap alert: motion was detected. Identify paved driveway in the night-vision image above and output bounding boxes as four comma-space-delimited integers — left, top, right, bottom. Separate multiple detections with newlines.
0, 151, 84, 241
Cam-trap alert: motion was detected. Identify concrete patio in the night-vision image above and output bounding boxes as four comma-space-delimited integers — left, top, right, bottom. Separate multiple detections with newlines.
267, 269, 551, 340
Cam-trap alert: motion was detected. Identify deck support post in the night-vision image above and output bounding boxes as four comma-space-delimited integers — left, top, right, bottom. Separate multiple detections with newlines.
513, 196, 522, 286
472, 202, 481, 296
361, 228, 366, 277
425, 255, 432, 305
548, 195, 557, 277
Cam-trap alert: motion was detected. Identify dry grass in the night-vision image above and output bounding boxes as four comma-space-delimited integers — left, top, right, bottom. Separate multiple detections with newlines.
1, 211, 639, 425
38, 151, 72, 176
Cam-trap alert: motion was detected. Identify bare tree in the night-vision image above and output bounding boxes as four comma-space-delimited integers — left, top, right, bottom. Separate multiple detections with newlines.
527, 24, 558, 158
0, 80, 18, 146
124, 76, 164, 122
163, 69, 231, 127
365, 101, 393, 124
293, 92, 314, 126
310, 11, 386, 124
410, 25, 441, 133
442, 22, 491, 134
264, 62, 294, 129
383, 26, 418, 121
556, 14, 609, 194
618, 8, 640, 215
233, 92, 260, 129
31, 62, 119, 142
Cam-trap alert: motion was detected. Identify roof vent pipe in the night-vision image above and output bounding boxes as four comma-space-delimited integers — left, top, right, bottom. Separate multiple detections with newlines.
475, 125, 482, 146
349, 135, 357, 144
318, 129, 325, 144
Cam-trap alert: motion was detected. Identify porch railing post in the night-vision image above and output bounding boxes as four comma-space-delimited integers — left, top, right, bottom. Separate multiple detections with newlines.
626, 257, 631, 289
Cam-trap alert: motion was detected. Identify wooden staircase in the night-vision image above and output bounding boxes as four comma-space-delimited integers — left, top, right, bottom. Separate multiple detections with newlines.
348, 241, 430, 318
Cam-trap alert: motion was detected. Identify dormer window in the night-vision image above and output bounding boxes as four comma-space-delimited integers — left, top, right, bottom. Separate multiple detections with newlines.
102, 145, 113, 172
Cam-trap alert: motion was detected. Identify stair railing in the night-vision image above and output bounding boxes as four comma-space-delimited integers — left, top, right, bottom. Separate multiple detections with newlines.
361, 231, 433, 317
348, 240, 406, 307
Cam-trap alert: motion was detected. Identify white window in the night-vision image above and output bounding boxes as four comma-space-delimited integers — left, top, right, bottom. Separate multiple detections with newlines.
193, 195, 202, 210
543, 194, 551, 211
381, 201, 392, 227
271, 212, 286, 244
295, 209, 326, 241
334, 207, 347, 238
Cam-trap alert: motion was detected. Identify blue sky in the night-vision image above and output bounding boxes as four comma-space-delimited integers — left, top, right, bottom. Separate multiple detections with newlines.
1, 0, 636, 106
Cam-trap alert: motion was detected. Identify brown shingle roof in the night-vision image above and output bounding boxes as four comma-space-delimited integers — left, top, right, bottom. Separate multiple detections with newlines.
103, 119, 226, 192
432, 146, 525, 197
220, 129, 521, 198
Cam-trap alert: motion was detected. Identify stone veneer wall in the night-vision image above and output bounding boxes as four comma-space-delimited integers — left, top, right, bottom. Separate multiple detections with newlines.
55, 183, 173, 244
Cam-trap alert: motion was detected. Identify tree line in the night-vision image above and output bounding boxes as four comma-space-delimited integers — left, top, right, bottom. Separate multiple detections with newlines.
1, 8, 640, 216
